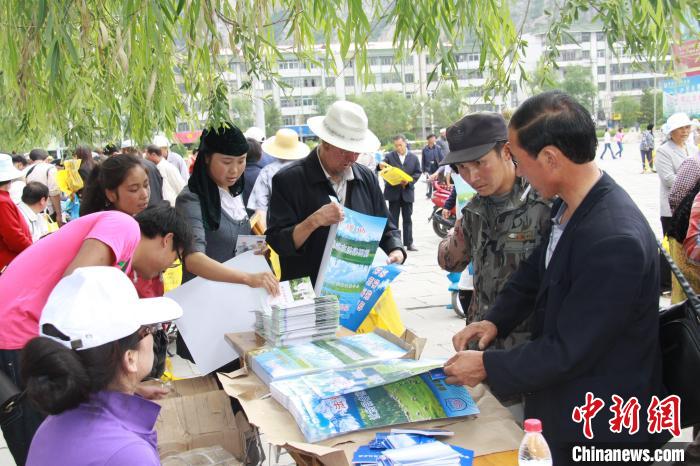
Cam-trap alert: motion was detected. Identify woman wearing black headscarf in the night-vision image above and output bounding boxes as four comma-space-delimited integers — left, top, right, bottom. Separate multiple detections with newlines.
176, 124, 279, 290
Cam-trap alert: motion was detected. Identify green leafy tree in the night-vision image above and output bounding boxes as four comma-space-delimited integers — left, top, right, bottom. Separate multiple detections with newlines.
230, 96, 254, 130
348, 92, 413, 145
425, 86, 469, 131
0, 0, 697, 148
264, 100, 282, 137
313, 90, 339, 117
526, 58, 561, 95
638, 88, 664, 127
561, 66, 597, 113
613, 96, 641, 128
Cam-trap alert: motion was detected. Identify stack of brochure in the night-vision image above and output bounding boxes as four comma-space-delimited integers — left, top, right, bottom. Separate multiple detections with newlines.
254, 277, 340, 346
249, 332, 409, 386
353, 431, 473, 466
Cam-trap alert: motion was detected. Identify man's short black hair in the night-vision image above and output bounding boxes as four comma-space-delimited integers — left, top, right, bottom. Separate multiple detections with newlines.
509, 91, 597, 164
135, 204, 194, 258
145, 144, 162, 157
29, 149, 49, 162
22, 182, 49, 205
393, 134, 407, 142
427, 134, 437, 140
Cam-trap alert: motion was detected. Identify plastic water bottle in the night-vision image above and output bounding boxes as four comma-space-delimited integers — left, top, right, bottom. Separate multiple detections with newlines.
518, 419, 552, 466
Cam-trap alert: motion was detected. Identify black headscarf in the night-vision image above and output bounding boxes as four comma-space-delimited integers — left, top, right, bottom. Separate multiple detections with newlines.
188, 124, 249, 231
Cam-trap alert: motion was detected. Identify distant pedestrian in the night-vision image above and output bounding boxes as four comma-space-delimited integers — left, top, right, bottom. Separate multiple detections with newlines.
437, 128, 450, 156
614, 127, 624, 158
639, 124, 655, 173
599, 128, 614, 159
421, 134, 444, 198
382, 134, 422, 251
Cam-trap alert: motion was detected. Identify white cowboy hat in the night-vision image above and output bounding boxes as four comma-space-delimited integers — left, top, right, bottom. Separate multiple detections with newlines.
307, 101, 380, 153
244, 127, 266, 143
262, 128, 309, 160
666, 113, 693, 133
0, 153, 24, 183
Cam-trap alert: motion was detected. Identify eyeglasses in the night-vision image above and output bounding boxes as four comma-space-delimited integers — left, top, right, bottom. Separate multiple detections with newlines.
138, 324, 162, 340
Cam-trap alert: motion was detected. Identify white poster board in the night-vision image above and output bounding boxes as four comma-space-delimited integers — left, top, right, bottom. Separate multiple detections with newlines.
166, 251, 270, 374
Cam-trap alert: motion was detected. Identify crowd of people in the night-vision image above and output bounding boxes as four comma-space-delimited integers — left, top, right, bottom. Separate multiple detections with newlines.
0, 92, 699, 465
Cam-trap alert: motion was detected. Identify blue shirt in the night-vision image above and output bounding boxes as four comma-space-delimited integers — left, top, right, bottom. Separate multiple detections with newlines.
27, 390, 161, 466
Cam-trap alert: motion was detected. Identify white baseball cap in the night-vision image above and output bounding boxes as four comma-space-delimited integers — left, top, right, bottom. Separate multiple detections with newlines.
40, 267, 183, 351
243, 127, 266, 143
121, 139, 134, 149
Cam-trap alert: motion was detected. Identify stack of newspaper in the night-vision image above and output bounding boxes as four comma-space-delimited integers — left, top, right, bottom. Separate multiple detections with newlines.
254, 277, 340, 347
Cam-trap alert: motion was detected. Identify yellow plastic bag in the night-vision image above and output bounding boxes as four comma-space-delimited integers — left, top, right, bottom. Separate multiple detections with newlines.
63, 159, 83, 193
356, 286, 406, 337
379, 165, 413, 186
163, 260, 183, 292
44, 213, 59, 233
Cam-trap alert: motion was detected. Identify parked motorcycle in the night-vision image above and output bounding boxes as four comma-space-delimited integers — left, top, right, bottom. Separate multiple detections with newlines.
429, 181, 455, 238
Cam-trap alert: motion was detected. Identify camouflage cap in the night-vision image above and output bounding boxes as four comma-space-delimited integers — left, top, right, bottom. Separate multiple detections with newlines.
439, 112, 507, 166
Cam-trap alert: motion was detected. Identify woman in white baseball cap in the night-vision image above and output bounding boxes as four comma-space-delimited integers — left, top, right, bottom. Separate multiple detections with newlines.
22, 266, 182, 466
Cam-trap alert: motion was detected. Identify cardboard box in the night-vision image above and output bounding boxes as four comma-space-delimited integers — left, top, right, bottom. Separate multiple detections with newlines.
161, 445, 242, 466
218, 331, 522, 466
155, 376, 244, 461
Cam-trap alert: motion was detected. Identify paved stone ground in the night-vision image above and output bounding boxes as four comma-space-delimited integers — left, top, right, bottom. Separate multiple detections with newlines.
0, 141, 691, 466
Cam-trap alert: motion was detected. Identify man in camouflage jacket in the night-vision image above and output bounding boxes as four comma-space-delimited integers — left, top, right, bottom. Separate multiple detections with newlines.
437, 113, 551, 351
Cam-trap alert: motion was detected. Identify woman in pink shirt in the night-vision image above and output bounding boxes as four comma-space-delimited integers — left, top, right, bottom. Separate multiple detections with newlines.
0, 208, 191, 466
614, 127, 624, 159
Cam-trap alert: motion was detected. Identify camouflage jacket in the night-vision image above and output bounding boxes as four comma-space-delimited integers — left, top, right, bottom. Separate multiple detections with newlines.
438, 178, 551, 350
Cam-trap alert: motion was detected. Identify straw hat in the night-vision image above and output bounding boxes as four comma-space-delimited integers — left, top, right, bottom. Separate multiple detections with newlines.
262, 128, 309, 160
307, 101, 380, 153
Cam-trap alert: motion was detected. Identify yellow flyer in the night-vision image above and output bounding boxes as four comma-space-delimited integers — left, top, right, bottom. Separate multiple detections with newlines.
379, 165, 413, 186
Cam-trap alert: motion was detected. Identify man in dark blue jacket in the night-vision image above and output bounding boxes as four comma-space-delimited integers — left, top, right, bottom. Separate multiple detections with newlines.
381, 135, 422, 251
443, 91, 668, 465
422, 134, 444, 198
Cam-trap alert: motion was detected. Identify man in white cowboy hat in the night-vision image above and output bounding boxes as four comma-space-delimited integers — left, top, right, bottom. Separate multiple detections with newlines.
153, 134, 189, 181
247, 128, 310, 231
266, 100, 406, 285
0, 153, 33, 272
